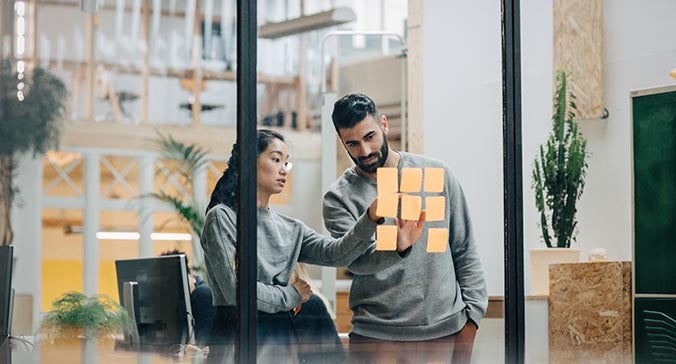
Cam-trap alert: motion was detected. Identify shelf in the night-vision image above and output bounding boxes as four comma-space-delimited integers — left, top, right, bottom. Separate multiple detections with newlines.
45, 59, 296, 86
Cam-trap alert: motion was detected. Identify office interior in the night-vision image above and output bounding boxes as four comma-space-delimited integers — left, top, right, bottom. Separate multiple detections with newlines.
2, 0, 676, 363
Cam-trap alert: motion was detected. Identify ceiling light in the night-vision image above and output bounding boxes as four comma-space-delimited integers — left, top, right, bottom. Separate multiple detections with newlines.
96, 231, 192, 241
97, 232, 140, 240
258, 7, 356, 39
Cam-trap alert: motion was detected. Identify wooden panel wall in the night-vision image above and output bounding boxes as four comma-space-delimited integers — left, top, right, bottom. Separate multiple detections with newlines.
553, 0, 604, 120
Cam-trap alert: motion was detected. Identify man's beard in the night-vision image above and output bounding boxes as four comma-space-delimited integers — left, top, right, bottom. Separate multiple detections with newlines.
351, 137, 390, 174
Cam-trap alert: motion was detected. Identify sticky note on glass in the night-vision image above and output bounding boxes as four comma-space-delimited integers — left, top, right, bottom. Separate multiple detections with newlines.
376, 193, 399, 218
400, 168, 422, 193
427, 228, 449, 253
401, 194, 422, 221
377, 168, 398, 193
425, 196, 446, 221
424, 168, 445, 193
376, 225, 397, 251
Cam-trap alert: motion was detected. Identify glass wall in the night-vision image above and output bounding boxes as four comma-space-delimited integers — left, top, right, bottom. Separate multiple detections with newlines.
11, 0, 676, 362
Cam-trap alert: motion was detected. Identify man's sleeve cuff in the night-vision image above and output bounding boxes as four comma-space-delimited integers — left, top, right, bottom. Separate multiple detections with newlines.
466, 308, 484, 329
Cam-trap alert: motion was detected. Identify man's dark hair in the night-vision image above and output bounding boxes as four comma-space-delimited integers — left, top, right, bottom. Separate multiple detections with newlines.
160, 248, 190, 273
331, 93, 378, 132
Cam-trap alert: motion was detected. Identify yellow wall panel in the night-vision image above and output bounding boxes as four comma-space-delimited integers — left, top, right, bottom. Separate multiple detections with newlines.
99, 261, 120, 303
42, 260, 83, 312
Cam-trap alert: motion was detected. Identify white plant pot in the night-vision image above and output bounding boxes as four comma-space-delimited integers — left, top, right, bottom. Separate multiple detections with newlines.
529, 248, 580, 295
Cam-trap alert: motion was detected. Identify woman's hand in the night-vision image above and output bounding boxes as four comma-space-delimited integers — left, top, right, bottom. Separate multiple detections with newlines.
394, 210, 426, 252
367, 197, 426, 251
292, 279, 312, 303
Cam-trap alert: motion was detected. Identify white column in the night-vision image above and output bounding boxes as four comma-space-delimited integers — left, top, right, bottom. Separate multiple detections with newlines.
83, 153, 100, 295
138, 156, 154, 258
320, 92, 338, 310
11, 153, 42, 333
191, 164, 207, 268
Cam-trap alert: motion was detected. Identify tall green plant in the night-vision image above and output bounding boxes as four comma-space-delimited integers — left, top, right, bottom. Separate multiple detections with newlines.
0, 67, 68, 246
532, 70, 589, 248
143, 133, 209, 269
149, 132, 208, 239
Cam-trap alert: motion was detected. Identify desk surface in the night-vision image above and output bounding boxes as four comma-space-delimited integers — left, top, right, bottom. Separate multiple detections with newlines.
3, 338, 210, 363
2, 337, 349, 363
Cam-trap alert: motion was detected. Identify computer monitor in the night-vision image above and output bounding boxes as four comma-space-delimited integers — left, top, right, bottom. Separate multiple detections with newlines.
115, 255, 194, 346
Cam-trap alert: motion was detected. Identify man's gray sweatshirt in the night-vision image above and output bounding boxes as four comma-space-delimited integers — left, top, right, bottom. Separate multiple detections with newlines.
323, 152, 488, 341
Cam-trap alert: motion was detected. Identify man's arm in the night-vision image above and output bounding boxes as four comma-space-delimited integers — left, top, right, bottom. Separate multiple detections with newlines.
446, 170, 488, 326
201, 208, 302, 313
322, 191, 411, 275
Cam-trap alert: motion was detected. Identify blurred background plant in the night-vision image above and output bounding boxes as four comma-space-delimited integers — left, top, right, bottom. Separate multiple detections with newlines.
0, 67, 68, 246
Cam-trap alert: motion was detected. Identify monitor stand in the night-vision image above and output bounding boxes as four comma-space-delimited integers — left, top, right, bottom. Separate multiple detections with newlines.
121, 281, 140, 349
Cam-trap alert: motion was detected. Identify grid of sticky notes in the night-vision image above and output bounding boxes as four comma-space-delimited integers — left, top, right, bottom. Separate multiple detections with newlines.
375, 167, 449, 253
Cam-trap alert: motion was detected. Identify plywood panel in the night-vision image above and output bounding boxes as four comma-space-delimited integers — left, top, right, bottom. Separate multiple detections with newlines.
553, 0, 604, 120
549, 261, 632, 364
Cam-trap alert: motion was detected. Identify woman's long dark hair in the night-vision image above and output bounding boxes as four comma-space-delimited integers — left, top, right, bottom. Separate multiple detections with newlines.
206, 129, 286, 213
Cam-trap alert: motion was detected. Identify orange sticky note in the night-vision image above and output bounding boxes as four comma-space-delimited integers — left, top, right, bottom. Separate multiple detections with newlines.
427, 228, 449, 253
377, 168, 398, 193
425, 196, 446, 221
424, 168, 445, 193
400, 194, 422, 221
400, 168, 422, 193
376, 225, 397, 251
376, 193, 399, 218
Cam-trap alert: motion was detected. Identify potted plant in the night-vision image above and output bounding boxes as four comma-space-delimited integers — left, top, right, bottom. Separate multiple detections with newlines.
39, 291, 132, 361
0, 65, 67, 334
40, 291, 132, 340
530, 69, 589, 295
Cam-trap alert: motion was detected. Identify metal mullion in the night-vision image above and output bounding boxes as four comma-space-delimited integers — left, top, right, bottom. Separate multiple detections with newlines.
501, 0, 525, 363
236, 0, 257, 363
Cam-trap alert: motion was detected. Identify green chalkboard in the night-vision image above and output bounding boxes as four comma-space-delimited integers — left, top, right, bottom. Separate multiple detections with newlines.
633, 87, 676, 294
